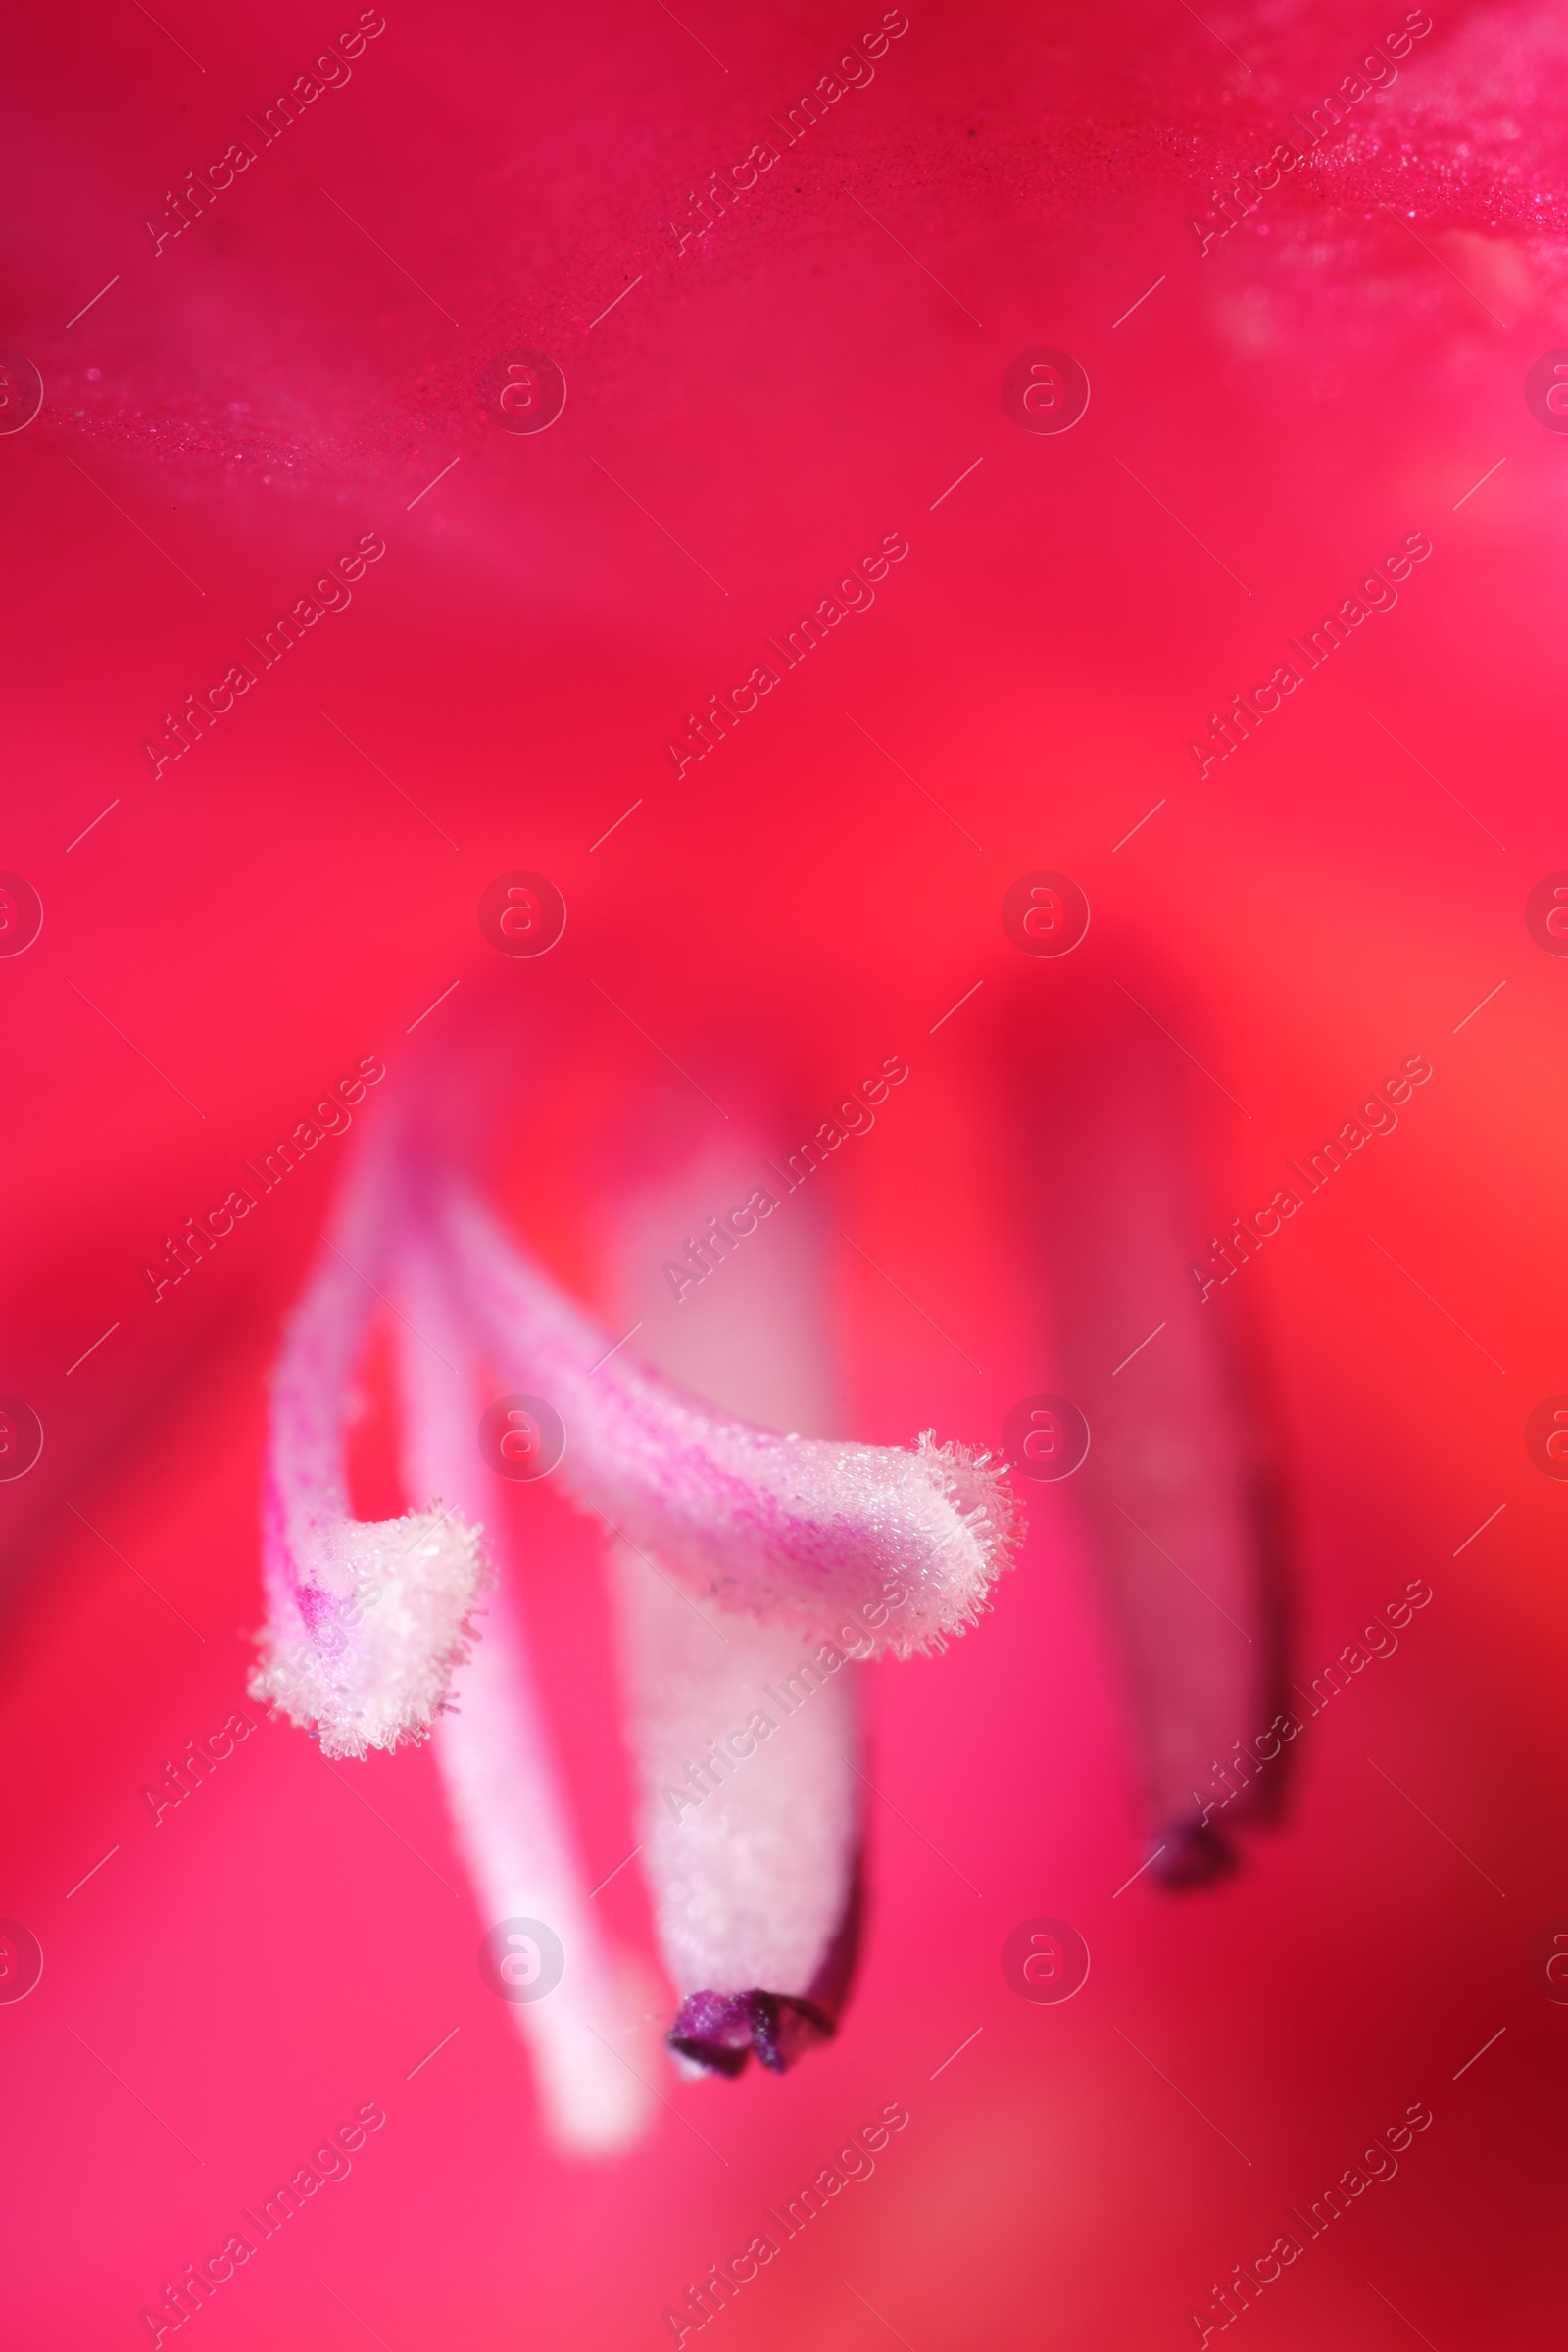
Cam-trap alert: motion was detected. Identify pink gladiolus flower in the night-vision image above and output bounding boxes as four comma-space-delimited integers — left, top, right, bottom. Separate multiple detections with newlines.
8, 0, 1565, 2336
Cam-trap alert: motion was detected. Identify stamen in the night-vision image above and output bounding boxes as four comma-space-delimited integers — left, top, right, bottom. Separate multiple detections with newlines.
248, 1142, 487, 1760
441, 1185, 1024, 1649
393, 1223, 650, 2154
599, 1146, 865, 2077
